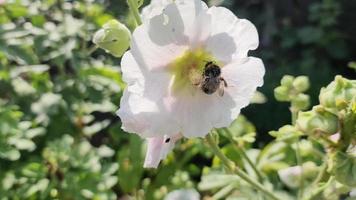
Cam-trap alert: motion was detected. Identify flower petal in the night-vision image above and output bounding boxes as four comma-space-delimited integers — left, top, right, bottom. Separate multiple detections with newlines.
131, 0, 210, 71
222, 57, 265, 120
206, 6, 259, 62
117, 89, 181, 138
119, 50, 181, 138
131, 14, 187, 71
144, 134, 182, 168
168, 57, 264, 138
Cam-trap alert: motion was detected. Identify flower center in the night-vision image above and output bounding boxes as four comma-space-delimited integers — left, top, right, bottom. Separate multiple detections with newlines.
169, 49, 219, 95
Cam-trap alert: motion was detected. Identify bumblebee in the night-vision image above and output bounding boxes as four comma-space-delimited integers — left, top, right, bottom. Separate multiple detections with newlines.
199, 61, 227, 96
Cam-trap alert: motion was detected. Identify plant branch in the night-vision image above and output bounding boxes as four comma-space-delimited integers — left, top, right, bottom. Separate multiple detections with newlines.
295, 141, 304, 200
206, 134, 282, 200
127, 0, 142, 27
223, 129, 264, 182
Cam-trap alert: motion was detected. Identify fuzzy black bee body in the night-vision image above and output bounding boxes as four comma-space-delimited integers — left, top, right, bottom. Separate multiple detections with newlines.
200, 62, 227, 96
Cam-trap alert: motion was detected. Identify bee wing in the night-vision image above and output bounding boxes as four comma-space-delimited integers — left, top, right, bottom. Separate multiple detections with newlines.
218, 81, 225, 97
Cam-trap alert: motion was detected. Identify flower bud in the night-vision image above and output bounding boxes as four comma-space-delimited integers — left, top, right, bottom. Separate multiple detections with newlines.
278, 162, 318, 189
296, 106, 339, 136
292, 93, 310, 110
269, 125, 303, 143
319, 76, 356, 110
328, 151, 356, 187
274, 86, 290, 102
293, 76, 310, 92
281, 75, 295, 88
93, 20, 131, 57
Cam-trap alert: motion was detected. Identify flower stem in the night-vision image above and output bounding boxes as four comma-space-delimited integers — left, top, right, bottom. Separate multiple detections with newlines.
311, 162, 327, 187
296, 141, 304, 200
290, 106, 304, 200
223, 129, 264, 181
290, 106, 298, 125
206, 134, 282, 200
127, 0, 142, 27
303, 177, 334, 200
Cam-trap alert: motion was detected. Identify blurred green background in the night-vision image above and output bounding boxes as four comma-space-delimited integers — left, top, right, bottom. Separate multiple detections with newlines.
0, 0, 355, 199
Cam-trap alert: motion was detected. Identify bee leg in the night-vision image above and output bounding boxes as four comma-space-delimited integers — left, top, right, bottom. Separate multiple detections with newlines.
218, 81, 225, 97
220, 77, 228, 87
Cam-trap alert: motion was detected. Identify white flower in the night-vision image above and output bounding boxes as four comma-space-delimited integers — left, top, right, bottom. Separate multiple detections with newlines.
117, 0, 265, 168
164, 189, 200, 200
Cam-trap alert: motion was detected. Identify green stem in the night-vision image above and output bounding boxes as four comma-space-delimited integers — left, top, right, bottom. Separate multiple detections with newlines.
311, 163, 328, 188
291, 106, 298, 125
223, 129, 264, 181
127, 0, 142, 27
296, 141, 304, 200
303, 177, 334, 200
88, 45, 98, 55
291, 106, 304, 199
206, 134, 282, 200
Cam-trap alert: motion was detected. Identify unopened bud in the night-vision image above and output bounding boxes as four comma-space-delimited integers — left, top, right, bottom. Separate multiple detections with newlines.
296, 106, 339, 135
292, 93, 310, 110
269, 125, 303, 143
93, 20, 131, 57
274, 86, 290, 102
281, 75, 295, 88
319, 76, 356, 110
293, 76, 310, 92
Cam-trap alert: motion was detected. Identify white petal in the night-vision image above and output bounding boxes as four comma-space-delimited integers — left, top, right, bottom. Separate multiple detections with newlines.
120, 51, 144, 91
130, 15, 188, 71
120, 51, 181, 138
169, 57, 264, 138
141, 0, 187, 21
189, 11, 211, 47
141, 0, 172, 21
170, 0, 210, 46
144, 134, 181, 168
206, 7, 259, 62
117, 89, 180, 138
222, 57, 265, 120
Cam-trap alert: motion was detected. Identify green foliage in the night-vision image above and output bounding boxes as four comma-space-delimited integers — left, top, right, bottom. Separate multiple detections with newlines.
328, 150, 356, 187
0, 0, 122, 198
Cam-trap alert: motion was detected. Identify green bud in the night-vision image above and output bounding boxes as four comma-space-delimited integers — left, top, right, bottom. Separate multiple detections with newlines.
274, 86, 290, 102
340, 107, 356, 147
292, 93, 310, 110
319, 75, 356, 110
278, 162, 319, 188
349, 61, 356, 71
293, 76, 310, 92
281, 75, 295, 88
93, 19, 131, 58
328, 151, 356, 187
296, 106, 339, 136
269, 125, 303, 143
298, 140, 314, 157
